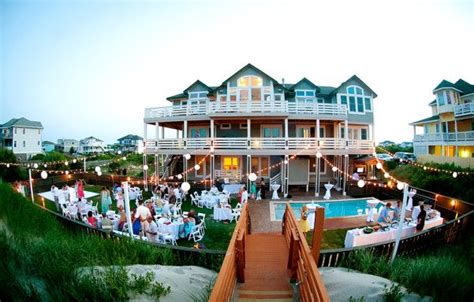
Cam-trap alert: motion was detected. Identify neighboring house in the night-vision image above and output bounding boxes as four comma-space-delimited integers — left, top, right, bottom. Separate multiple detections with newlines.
143, 63, 377, 196
378, 140, 395, 147
42, 141, 56, 153
56, 139, 80, 153
117, 134, 143, 152
0, 117, 43, 159
78, 136, 105, 154
399, 141, 413, 149
410, 79, 474, 168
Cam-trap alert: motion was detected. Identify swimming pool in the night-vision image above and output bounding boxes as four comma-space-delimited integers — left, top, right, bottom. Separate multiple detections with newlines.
271, 198, 384, 220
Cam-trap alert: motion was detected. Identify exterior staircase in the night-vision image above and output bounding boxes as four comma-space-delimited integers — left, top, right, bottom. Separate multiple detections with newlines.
235, 233, 293, 301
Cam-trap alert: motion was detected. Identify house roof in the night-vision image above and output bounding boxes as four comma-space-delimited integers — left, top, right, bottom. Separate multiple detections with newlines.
289, 78, 320, 91
118, 134, 143, 141
183, 80, 212, 93
410, 115, 440, 125
432, 79, 473, 94
220, 63, 285, 89
429, 99, 436, 105
333, 75, 378, 98
42, 141, 55, 145
1, 117, 43, 129
81, 136, 103, 142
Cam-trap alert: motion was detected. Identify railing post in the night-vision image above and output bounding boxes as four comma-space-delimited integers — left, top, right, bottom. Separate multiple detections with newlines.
311, 207, 325, 263
236, 230, 245, 282
287, 228, 299, 280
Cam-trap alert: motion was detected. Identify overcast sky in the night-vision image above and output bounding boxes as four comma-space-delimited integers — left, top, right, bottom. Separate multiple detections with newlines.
1, 0, 473, 144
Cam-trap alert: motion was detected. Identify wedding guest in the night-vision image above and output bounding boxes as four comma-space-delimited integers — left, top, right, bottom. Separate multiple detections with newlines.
87, 211, 97, 228
298, 205, 310, 237
145, 216, 159, 243
259, 178, 266, 199
416, 204, 426, 232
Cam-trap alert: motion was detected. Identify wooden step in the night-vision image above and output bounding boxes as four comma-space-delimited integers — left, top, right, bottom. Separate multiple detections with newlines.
238, 289, 293, 301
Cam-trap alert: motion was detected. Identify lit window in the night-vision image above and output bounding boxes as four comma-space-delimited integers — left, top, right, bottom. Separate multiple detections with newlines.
237, 76, 262, 87
223, 157, 239, 170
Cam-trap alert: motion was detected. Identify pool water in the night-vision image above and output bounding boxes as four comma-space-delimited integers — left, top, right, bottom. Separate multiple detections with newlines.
273, 199, 384, 220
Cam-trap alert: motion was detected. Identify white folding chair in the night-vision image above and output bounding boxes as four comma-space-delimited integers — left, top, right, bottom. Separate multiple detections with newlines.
190, 195, 199, 207
188, 221, 204, 242
198, 213, 206, 229
183, 211, 189, 218
161, 233, 177, 245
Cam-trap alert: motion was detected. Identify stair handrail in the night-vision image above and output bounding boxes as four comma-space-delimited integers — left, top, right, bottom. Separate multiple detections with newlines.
209, 202, 249, 301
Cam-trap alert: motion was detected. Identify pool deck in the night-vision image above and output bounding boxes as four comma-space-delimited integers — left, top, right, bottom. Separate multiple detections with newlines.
249, 190, 401, 233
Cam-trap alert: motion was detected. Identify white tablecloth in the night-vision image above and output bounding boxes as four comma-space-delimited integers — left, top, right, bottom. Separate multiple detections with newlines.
223, 184, 242, 194
213, 206, 232, 221
202, 195, 220, 208
323, 184, 334, 200
344, 216, 443, 248
157, 217, 183, 239
271, 184, 280, 200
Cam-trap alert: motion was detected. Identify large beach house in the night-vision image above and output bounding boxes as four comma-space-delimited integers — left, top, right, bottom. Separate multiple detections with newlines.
411, 79, 474, 168
0, 117, 43, 159
143, 64, 376, 196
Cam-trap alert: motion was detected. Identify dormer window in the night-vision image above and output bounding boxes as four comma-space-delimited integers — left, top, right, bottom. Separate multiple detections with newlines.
295, 90, 315, 97
189, 92, 208, 99
238, 76, 262, 87
338, 85, 372, 114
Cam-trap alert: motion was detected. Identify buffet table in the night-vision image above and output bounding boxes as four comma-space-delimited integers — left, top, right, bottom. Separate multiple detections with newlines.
344, 216, 443, 248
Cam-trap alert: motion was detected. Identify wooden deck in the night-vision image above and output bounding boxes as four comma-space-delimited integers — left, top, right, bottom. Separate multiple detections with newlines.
236, 233, 293, 301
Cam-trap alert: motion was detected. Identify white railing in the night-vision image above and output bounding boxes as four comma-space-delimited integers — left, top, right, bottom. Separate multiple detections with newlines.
251, 138, 286, 149
414, 131, 474, 142
145, 137, 374, 151
287, 102, 347, 116
438, 104, 454, 114
215, 170, 241, 180
145, 99, 348, 119
214, 138, 248, 149
270, 172, 282, 186
454, 103, 474, 116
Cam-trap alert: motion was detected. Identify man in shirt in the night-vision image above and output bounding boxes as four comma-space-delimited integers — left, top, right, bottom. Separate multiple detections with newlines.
51, 185, 60, 212
135, 199, 151, 237
377, 202, 392, 224
145, 216, 159, 243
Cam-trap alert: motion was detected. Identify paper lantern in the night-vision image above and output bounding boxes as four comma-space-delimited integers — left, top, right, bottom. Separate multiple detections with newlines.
181, 182, 191, 192
41, 171, 48, 179
97, 171, 102, 176
248, 173, 257, 182
95, 166, 101, 173
357, 180, 365, 188
397, 182, 405, 190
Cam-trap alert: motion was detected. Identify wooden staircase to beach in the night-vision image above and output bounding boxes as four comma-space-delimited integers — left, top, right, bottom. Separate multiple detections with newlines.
208, 202, 329, 302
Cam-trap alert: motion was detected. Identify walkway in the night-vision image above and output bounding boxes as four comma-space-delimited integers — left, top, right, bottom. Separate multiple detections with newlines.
236, 233, 293, 301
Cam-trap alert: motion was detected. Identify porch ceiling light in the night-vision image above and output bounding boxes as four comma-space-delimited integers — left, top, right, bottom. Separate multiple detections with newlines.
184, 153, 191, 160
316, 151, 322, 158
249, 173, 257, 182
357, 179, 365, 188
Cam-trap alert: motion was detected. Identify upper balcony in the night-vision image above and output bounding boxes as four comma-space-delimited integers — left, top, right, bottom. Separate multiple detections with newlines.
414, 131, 474, 144
145, 137, 374, 155
454, 103, 474, 117
144, 98, 348, 122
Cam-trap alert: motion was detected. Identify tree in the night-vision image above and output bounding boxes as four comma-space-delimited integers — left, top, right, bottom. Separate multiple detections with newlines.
0, 149, 27, 182
69, 147, 75, 155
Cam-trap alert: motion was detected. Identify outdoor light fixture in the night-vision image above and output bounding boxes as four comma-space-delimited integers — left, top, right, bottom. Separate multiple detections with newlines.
384, 172, 390, 178
316, 151, 322, 158
452, 172, 458, 178
184, 153, 191, 160
65, 161, 69, 166
249, 173, 257, 182
376, 162, 382, 169
95, 166, 101, 173
72, 159, 77, 164
357, 179, 365, 188
6, 164, 10, 168
194, 164, 201, 170
177, 174, 182, 180
181, 182, 191, 192
143, 164, 149, 171
97, 171, 102, 176
65, 170, 69, 175
332, 166, 338, 172
284, 160, 289, 164
397, 182, 405, 190
33, 163, 38, 169
41, 171, 48, 179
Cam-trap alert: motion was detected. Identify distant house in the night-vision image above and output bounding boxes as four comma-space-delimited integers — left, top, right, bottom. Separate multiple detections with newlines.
0, 117, 43, 159
42, 141, 56, 153
56, 139, 80, 153
117, 134, 143, 152
399, 141, 413, 149
78, 136, 105, 154
378, 140, 395, 147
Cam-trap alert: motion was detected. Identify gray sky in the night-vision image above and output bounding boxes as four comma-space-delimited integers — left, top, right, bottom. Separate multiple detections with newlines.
1, 0, 473, 144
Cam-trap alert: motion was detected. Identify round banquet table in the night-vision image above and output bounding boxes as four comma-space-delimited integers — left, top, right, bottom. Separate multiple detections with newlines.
157, 217, 183, 239
213, 206, 232, 221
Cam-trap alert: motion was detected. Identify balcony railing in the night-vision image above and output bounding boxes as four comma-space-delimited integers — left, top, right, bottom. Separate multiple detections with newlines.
145, 137, 373, 152
414, 131, 474, 142
144, 99, 348, 119
454, 103, 474, 116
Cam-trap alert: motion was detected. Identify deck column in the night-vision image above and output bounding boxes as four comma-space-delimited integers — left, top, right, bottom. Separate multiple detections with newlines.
285, 118, 289, 150
454, 118, 458, 156
344, 120, 349, 148
210, 119, 215, 149
316, 119, 320, 142
247, 155, 251, 190
247, 119, 251, 150
155, 154, 159, 185
315, 155, 320, 197
343, 154, 348, 196
155, 122, 159, 140
183, 120, 188, 149
183, 155, 188, 182
143, 153, 148, 192
284, 155, 289, 198
211, 154, 215, 187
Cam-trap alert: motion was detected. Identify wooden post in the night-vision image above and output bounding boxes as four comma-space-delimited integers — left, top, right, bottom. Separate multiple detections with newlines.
311, 207, 325, 263
236, 231, 245, 282
287, 228, 300, 279
28, 169, 34, 203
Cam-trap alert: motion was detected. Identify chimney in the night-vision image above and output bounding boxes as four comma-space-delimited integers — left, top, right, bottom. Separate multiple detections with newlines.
281, 78, 285, 86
